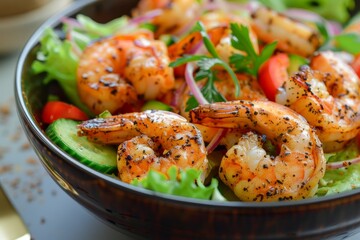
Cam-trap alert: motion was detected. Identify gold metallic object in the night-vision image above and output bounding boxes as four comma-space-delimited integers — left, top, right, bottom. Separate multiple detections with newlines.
0, 185, 31, 240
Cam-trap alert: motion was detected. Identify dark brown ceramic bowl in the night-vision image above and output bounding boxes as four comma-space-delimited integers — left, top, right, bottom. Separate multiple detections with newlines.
14, 0, 360, 239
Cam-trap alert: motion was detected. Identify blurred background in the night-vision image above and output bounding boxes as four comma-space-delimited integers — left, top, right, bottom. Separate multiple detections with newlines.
0, 0, 72, 54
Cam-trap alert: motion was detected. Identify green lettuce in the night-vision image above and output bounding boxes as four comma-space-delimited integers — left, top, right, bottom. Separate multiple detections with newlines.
76, 14, 128, 37
132, 166, 226, 201
31, 28, 92, 114
317, 165, 360, 196
334, 33, 360, 55
317, 142, 360, 196
66, 14, 129, 50
230, 0, 355, 23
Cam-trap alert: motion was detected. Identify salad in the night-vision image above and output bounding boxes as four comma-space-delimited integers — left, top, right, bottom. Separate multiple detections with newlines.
32, 0, 360, 202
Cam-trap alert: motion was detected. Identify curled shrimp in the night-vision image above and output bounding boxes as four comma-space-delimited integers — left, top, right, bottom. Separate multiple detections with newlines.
78, 110, 209, 183
133, 0, 202, 36
190, 100, 326, 201
251, 6, 321, 57
177, 70, 267, 143
276, 51, 360, 152
77, 32, 175, 115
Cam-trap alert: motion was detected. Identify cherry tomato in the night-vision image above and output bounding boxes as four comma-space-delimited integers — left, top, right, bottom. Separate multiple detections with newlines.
41, 101, 88, 124
258, 53, 289, 101
173, 64, 186, 78
351, 54, 360, 78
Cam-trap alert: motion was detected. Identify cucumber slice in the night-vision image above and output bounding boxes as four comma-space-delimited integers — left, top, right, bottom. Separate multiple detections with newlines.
46, 118, 117, 174
288, 54, 309, 75
141, 100, 172, 111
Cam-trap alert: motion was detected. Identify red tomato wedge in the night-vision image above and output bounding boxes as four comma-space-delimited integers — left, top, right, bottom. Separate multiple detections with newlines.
42, 101, 89, 124
258, 53, 289, 101
351, 54, 360, 78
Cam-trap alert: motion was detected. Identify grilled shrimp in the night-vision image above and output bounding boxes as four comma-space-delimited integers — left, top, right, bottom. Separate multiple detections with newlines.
78, 110, 208, 183
190, 100, 326, 201
251, 6, 321, 57
276, 51, 360, 152
77, 33, 175, 115
133, 0, 202, 36
178, 71, 267, 142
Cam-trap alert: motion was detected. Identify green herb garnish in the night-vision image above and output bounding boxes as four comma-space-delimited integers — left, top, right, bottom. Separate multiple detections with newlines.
170, 21, 240, 111
229, 23, 277, 77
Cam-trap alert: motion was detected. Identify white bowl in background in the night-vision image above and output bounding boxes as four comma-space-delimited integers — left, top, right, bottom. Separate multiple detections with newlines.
0, 0, 72, 54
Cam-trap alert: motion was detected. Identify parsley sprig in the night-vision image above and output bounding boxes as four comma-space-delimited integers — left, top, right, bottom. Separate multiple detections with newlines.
169, 22, 240, 111
229, 23, 277, 77
169, 22, 276, 111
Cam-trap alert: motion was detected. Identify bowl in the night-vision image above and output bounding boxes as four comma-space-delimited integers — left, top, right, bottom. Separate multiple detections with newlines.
14, 0, 360, 239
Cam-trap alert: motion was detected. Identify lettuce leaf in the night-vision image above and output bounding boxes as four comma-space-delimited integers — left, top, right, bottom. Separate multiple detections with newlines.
245, 0, 355, 23
31, 28, 92, 115
317, 164, 360, 196
66, 14, 129, 50
317, 142, 360, 196
281, 0, 355, 23
334, 32, 360, 55
132, 166, 226, 201
76, 14, 128, 37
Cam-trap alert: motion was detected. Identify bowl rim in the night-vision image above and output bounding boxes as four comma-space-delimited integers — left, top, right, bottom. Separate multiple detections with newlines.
14, 0, 360, 209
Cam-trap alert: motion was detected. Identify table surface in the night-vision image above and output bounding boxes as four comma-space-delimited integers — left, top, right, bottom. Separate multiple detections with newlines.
1, 25, 360, 240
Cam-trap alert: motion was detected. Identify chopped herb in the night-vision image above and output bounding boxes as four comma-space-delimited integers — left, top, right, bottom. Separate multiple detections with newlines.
229, 23, 277, 77
170, 21, 240, 110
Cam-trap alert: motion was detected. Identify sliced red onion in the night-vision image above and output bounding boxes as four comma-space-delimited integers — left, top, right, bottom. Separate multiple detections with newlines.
63, 18, 82, 57
326, 21, 342, 36
284, 8, 323, 22
170, 81, 186, 108
184, 62, 228, 153
68, 36, 83, 58
326, 156, 360, 170
206, 129, 228, 153
129, 9, 163, 25
61, 17, 83, 29
204, 0, 258, 13
185, 63, 209, 105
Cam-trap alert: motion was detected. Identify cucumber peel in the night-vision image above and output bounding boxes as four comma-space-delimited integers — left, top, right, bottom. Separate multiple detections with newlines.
46, 118, 117, 174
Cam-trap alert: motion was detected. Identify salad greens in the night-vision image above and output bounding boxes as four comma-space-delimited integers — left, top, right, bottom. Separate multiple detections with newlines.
31, 28, 89, 114
75, 14, 128, 39
317, 165, 360, 196
256, 0, 355, 23
317, 142, 360, 196
33, 0, 360, 201
132, 166, 226, 201
334, 33, 360, 54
